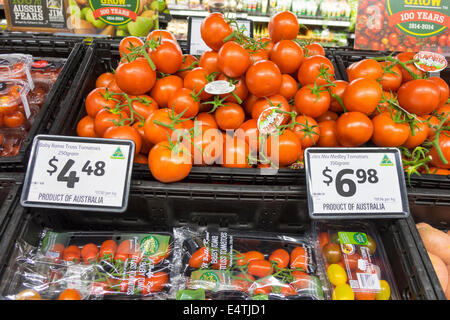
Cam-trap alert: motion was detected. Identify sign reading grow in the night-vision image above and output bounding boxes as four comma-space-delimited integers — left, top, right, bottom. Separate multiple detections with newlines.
354, 0, 449, 56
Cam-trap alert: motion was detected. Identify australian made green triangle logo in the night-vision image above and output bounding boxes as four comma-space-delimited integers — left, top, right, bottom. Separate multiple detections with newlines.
380, 154, 394, 167
111, 147, 125, 159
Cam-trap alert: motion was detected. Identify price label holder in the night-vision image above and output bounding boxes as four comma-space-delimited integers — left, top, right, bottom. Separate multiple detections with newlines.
21, 135, 135, 213
187, 16, 253, 56
304, 147, 409, 219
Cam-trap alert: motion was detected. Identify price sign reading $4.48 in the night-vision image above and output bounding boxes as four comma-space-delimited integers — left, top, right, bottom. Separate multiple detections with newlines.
21, 135, 135, 213
304, 148, 409, 219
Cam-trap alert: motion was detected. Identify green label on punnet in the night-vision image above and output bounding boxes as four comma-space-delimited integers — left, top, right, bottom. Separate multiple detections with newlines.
385, 0, 449, 38
338, 231, 368, 245
88, 0, 140, 26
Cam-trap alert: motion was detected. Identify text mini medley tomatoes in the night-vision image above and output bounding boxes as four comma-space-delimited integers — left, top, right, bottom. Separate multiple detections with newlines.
76, 11, 450, 183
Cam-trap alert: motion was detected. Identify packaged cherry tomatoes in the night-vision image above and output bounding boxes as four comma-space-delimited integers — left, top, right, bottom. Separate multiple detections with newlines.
0, 54, 34, 90
313, 221, 399, 300
2, 229, 174, 300
0, 79, 39, 158
172, 227, 329, 300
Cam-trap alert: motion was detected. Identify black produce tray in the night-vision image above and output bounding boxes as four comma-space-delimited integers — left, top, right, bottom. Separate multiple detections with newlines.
0, 179, 443, 300
0, 35, 87, 171
407, 188, 449, 300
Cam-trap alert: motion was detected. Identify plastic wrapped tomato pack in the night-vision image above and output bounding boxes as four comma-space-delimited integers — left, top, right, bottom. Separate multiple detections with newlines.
0, 79, 39, 157
0, 54, 34, 90
314, 221, 399, 300
171, 227, 329, 300
2, 229, 173, 300
31, 58, 65, 86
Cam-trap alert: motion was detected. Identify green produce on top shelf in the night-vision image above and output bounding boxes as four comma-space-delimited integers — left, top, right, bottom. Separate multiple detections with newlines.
127, 16, 154, 37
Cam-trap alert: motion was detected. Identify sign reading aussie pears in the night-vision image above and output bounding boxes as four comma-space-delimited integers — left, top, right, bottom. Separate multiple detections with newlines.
355, 0, 450, 55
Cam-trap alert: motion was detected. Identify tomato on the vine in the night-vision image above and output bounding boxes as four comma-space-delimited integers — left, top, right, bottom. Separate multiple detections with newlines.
221, 135, 250, 168
103, 125, 142, 154
396, 52, 424, 83
343, 78, 382, 115
215, 102, 245, 131
347, 59, 383, 82
119, 36, 144, 58
199, 50, 220, 74
85, 87, 121, 118
143, 108, 186, 145
292, 115, 320, 148
94, 108, 129, 137
336, 112, 374, 147
200, 12, 233, 51
371, 113, 410, 147
149, 39, 183, 74
270, 40, 304, 74
278, 74, 298, 100
245, 60, 282, 98
379, 62, 403, 92
263, 129, 302, 167
176, 54, 199, 79
268, 11, 300, 43
294, 85, 330, 118
218, 41, 251, 78
428, 77, 449, 107
77, 116, 97, 138
329, 80, 348, 113
251, 94, 290, 122
150, 75, 183, 108
148, 140, 192, 183
168, 88, 201, 119
184, 67, 213, 101
318, 120, 340, 147
304, 43, 325, 57
115, 58, 156, 95
429, 132, 450, 169
297, 55, 335, 86
402, 117, 428, 149
95, 72, 114, 88
218, 74, 248, 103
397, 79, 440, 116
146, 30, 177, 43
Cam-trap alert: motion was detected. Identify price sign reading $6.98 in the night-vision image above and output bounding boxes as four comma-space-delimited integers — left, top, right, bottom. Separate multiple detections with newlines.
21, 135, 135, 213
304, 148, 409, 219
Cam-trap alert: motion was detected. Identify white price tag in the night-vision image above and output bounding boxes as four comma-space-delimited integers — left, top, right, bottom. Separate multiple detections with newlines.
21, 135, 134, 212
304, 148, 409, 219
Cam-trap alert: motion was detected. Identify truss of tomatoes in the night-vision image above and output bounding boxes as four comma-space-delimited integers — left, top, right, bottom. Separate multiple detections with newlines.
176, 228, 326, 300
76, 11, 450, 184
7, 230, 173, 300
316, 222, 397, 300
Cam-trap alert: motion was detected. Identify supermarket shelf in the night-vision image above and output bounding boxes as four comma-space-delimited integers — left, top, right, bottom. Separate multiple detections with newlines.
169, 9, 351, 27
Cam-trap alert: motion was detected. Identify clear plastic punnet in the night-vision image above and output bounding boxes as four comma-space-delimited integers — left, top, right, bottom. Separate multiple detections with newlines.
0, 54, 34, 90
171, 227, 330, 300
313, 221, 399, 300
31, 58, 66, 86
1, 229, 174, 300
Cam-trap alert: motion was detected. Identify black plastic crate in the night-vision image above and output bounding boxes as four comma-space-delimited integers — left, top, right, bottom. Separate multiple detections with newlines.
406, 188, 449, 300
0, 35, 86, 170
0, 179, 442, 300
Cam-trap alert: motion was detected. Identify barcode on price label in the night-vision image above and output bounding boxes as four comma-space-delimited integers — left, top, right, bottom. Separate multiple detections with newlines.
356, 273, 381, 291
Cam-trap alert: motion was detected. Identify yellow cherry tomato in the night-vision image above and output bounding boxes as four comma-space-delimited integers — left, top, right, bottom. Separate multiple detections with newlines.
332, 284, 355, 300
327, 263, 348, 286
375, 280, 391, 300
15, 289, 41, 300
